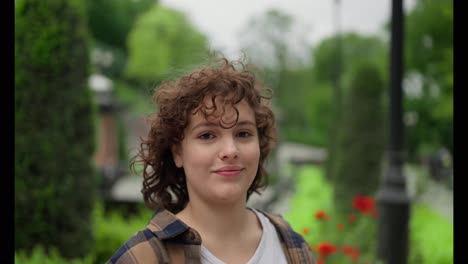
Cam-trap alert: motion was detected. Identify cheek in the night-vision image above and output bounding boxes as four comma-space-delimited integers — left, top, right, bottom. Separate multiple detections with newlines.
183, 146, 213, 167
245, 143, 261, 164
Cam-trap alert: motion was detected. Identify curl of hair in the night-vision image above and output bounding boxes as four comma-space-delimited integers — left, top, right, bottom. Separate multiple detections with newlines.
131, 57, 277, 213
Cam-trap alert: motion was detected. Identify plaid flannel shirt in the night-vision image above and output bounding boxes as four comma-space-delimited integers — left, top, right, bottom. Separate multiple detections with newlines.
107, 208, 317, 264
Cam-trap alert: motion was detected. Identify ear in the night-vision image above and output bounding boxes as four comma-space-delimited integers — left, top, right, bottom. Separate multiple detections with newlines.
171, 144, 183, 168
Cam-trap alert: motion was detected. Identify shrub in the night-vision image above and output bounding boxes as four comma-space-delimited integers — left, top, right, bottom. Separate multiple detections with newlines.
304, 196, 378, 264
15, 246, 95, 264
94, 202, 151, 263
15, 0, 97, 258
329, 62, 386, 214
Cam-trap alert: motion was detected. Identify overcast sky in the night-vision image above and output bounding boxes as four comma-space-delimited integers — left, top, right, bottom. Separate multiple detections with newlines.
159, 0, 417, 59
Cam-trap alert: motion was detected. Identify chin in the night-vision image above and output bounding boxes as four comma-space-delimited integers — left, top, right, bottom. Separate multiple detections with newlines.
213, 186, 247, 203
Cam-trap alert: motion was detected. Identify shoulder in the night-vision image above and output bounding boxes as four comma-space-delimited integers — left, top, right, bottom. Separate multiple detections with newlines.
256, 209, 318, 264
106, 228, 168, 264
259, 210, 304, 245
254, 210, 296, 236
106, 208, 195, 264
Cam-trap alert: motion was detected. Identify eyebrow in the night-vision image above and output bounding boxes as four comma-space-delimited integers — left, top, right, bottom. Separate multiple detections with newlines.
190, 120, 257, 132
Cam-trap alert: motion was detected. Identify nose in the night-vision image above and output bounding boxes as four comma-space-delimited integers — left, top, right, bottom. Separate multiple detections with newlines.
218, 136, 239, 160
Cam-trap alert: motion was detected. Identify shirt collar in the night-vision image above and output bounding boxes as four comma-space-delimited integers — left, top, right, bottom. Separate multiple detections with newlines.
146, 208, 202, 244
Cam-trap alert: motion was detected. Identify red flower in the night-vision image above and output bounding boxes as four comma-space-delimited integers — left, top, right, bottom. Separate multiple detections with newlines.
315, 210, 331, 220
317, 242, 338, 258
302, 228, 310, 235
342, 245, 360, 262
352, 195, 376, 215
310, 197, 375, 263
336, 223, 344, 231
342, 245, 353, 255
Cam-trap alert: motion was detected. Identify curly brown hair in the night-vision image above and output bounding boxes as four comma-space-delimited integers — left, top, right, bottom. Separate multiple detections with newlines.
131, 57, 277, 213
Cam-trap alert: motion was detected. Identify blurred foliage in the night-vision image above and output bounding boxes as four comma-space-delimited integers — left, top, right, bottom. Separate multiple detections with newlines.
113, 79, 154, 114
404, 0, 453, 160
312, 33, 388, 87
15, 0, 97, 258
329, 63, 386, 214
286, 165, 453, 264
273, 67, 333, 146
15, 246, 95, 264
279, 34, 387, 155
239, 8, 309, 69
15, 202, 152, 264
286, 165, 379, 263
126, 5, 209, 82
239, 9, 321, 146
238, 2, 453, 168
85, 0, 156, 79
90, 41, 128, 79
296, 80, 334, 146
240, 9, 391, 153
93, 202, 151, 263
85, 0, 156, 52
313, 33, 388, 183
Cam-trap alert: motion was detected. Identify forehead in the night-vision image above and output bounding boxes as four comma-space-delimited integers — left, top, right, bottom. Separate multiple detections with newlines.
188, 98, 256, 128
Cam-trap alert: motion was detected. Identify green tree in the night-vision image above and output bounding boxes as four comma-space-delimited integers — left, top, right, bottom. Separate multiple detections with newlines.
300, 80, 334, 147
312, 33, 388, 181
271, 67, 333, 146
312, 33, 388, 86
85, 0, 156, 78
15, 0, 97, 258
330, 63, 386, 214
239, 9, 309, 70
404, 0, 453, 160
126, 5, 209, 82
238, 9, 315, 144
85, 0, 156, 52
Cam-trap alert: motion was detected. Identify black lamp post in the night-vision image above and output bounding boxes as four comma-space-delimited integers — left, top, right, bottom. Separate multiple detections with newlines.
376, 0, 410, 263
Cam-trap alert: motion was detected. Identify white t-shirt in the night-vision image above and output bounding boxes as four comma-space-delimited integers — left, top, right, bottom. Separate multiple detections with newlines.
201, 209, 288, 264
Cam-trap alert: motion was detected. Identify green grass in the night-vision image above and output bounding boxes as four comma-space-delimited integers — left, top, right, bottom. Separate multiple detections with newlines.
409, 205, 453, 264
284, 165, 333, 242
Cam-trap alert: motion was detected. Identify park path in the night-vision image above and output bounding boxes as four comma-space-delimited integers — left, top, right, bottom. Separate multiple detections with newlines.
413, 177, 453, 222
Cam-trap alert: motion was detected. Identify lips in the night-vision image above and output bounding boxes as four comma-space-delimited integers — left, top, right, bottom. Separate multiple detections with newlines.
213, 166, 244, 177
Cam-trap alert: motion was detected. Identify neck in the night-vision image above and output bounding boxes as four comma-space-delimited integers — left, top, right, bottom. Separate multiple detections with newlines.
177, 197, 253, 240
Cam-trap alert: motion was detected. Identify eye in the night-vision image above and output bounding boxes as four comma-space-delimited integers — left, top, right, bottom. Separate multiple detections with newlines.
198, 132, 216, 140
237, 131, 253, 138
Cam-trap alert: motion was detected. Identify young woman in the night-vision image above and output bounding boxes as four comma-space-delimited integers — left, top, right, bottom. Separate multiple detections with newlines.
107, 58, 317, 264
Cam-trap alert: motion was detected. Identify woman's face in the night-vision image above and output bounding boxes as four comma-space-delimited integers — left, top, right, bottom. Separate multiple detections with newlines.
172, 98, 260, 205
